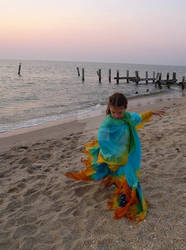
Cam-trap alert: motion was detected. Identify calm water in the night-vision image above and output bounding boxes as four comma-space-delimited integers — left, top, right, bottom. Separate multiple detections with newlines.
0, 59, 185, 133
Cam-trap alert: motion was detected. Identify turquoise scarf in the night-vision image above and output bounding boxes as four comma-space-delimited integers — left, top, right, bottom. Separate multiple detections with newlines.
108, 111, 136, 153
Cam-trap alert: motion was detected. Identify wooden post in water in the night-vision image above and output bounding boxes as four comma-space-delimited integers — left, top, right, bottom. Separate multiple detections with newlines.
76, 67, 80, 77
126, 70, 129, 83
181, 76, 185, 90
135, 71, 139, 85
98, 69, 101, 83
158, 73, 162, 89
155, 73, 159, 88
109, 69, 111, 83
166, 72, 170, 88
18, 63, 22, 76
166, 72, 169, 81
116, 70, 119, 84
172, 72, 177, 81
145, 71, 148, 84
153, 71, 155, 84
82, 68, 85, 82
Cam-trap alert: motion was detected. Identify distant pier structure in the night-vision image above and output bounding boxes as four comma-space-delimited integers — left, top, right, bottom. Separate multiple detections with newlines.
114, 70, 180, 89
75, 66, 185, 90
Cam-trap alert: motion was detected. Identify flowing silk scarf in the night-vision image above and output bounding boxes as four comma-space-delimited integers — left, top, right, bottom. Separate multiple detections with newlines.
102, 111, 136, 154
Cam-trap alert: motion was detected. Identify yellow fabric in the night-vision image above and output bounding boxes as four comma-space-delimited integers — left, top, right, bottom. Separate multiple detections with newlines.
97, 150, 128, 171
136, 111, 153, 130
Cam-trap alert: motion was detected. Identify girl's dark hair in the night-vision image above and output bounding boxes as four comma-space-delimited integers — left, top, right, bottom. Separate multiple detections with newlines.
106, 92, 128, 115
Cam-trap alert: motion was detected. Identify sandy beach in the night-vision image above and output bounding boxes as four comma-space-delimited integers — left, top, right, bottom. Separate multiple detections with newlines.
0, 96, 186, 250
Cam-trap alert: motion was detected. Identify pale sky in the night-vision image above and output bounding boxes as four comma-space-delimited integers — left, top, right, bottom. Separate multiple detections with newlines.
1, 0, 186, 65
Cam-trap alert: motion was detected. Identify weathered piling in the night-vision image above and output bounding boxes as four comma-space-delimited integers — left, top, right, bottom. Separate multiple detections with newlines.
172, 72, 177, 81
166, 72, 170, 88
155, 73, 159, 88
109, 69, 111, 83
181, 76, 185, 90
145, 72, 148, 84
166, 72, 169, 81
155, 73, 160, 88
135, 71, 140, 85
158, 73, 162, 89
153, 72, 155, 84
18, 63, 22, 76
97, 69, 102, 83
116, 70, 119, 84
126, 70, 129, 83
76, 67, 80, 77
82, 68, 85, 82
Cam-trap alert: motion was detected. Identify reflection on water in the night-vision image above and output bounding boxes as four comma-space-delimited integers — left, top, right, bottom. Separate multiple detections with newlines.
0, 59, 185, 133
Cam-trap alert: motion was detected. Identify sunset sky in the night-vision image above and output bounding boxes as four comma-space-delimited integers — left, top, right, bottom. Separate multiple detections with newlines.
1, 0, 186, 65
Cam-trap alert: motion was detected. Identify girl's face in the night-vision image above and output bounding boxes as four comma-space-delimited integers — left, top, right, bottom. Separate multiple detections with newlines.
109, 105, 126, 119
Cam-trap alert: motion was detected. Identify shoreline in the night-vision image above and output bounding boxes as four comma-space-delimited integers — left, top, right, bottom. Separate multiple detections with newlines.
0, 88, 184, 136
0, 94, 185, 153
0, 90, 184, 138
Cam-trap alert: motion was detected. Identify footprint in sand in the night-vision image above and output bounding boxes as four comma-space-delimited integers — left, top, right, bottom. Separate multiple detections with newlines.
23, 187, 38, 197
73, 185, 93, 197
173, 177, 186, 184
13, 146, 29, 153
0, 238, 19, 250
8, 182, 27, 194
7, 187, 19, 194
0, 169, 12, 178
12, 224, 38, 239
40, 153, 51, 160
60, 207, 76, 217
5, 199, 23, 213
19, 157, 32, 165
150, 192, 164, 200
23, 191, 41, 205
16, 214, 37, 226
144, 186, 154, 193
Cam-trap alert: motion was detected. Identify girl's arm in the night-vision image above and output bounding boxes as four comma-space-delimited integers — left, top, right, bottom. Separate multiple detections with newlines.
140, 110, 165, 121
130, 110, 165, 127
151, 110, 165, 116
135, 110, 165, 130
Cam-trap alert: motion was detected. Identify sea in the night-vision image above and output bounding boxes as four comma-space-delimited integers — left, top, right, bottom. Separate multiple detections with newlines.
0, 59, 185, 134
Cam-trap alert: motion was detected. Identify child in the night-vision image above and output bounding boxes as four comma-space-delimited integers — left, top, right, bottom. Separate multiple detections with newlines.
65, 92, 164, 223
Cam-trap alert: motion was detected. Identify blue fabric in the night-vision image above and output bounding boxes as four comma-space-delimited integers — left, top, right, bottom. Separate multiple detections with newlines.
97, 112, 142, 188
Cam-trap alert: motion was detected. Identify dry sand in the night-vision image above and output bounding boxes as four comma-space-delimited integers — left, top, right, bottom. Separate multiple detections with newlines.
0, 97, 186, 250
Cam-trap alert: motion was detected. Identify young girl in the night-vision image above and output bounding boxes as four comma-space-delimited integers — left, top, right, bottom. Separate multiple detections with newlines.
65, 92, 164, 223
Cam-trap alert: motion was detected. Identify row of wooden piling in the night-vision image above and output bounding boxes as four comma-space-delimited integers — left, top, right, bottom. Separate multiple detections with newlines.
114, 70, 186, 89
77, 67, 107, 83
76, 67, 186, 89
17, 63, 185, 89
